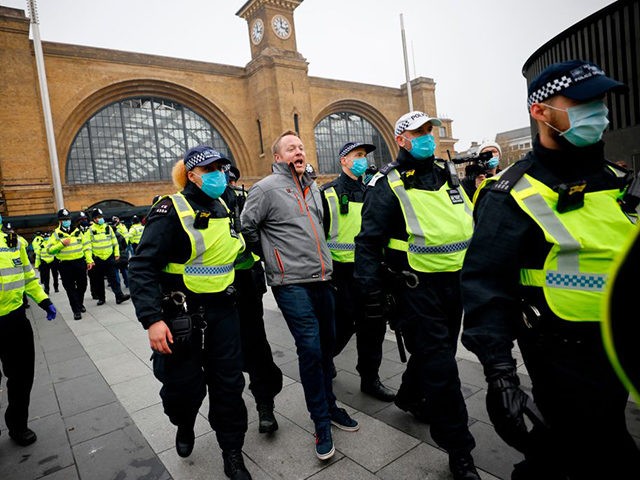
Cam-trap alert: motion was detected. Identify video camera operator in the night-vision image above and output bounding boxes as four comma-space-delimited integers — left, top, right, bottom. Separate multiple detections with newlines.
459, 142, 502, 200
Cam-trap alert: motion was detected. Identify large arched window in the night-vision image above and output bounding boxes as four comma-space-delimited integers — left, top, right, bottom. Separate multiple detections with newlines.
314, 112, 391, 175
67, 97, 234, 184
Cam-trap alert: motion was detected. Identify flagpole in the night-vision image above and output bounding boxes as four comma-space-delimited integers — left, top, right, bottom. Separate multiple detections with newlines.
27, 0, 64, 210
400, 13, 413, 111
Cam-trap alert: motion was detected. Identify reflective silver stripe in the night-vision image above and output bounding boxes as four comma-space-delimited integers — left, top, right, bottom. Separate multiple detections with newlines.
60, 245, 83, 254
184, 264, 234, 276
513, 176, 580, 272
92, 244, 112, 251
171, 194, 207, 265
1, 279, 25, 291
387, 169, 426, 246
25, 276, 37, 284
327, 242, 355, 251
0, 266, 23, 275
325, 187, 340, 244
23, 264, 34, 274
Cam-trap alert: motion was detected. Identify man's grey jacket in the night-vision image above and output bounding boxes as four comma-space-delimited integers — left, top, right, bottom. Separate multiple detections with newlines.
240, 162, 333, 286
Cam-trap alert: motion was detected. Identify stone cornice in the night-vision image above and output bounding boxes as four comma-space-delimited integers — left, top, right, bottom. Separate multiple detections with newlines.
41, 41, 246, 78
236, 0, 303, 19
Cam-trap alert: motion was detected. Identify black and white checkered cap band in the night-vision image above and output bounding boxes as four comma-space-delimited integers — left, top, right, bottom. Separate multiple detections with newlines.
527, 75, 573, 108
185, 150, 220, 170
340, 143, 361, 157
394, 112, 431, 135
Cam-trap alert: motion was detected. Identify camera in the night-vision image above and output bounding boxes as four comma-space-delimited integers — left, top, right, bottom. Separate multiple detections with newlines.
451, 150, 494, 169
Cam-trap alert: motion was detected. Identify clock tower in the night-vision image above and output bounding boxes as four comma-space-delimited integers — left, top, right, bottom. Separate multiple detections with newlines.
236, 0, 317, 175
238, 0, 301, 59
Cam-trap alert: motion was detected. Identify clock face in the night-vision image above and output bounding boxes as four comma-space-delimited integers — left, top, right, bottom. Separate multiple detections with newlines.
271, 14, 291, 39
251, 18, 264, 45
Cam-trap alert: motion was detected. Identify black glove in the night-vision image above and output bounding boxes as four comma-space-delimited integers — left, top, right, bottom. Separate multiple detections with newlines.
364, 290, 386, 321
485, 363, 532, 453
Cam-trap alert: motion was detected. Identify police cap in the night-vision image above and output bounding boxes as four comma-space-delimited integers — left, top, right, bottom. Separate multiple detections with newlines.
91, 208, 104, 220
57, 208, 71, 220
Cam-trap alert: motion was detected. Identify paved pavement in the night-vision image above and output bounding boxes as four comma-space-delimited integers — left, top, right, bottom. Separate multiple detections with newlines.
1, 284, 639, 480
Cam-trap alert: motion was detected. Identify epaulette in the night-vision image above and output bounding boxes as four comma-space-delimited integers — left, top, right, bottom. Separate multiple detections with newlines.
368, 162, 398, 187
488, 158, 533, 194
151, 197, 173, 216
319, 178, 338, 192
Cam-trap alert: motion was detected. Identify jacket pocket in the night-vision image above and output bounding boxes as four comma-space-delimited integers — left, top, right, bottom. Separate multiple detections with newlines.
273, 247, 285, 282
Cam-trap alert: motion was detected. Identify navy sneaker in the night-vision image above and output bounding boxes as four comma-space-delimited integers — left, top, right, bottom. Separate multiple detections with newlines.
314, 424, 335, 460
329, 407, 359, 432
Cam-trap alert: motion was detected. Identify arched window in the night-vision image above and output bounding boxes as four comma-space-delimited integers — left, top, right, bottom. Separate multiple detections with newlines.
314, 112, 391, 175
67, 97, 234, 184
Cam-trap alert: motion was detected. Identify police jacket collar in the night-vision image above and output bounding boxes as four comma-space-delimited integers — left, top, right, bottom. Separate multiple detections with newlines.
396, 148, 435, 173
533, 135, 605, 180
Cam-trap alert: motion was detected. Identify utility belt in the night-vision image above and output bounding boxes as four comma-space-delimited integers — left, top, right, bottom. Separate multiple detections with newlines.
161, 287, 237, 354
519, 300, 600, 347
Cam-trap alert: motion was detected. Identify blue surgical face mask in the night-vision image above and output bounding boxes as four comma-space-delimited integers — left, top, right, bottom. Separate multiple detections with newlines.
349, 157, 368, 177
487, 157, 500, 169
543, 100, 610, 147
404, 133, 436, 159
195, 170, 227, 199
0, 214, 2, 225
61, 220, 71, 229
97, 218, 105, 225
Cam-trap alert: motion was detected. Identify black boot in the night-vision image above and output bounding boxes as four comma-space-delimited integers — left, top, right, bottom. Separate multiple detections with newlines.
9, 428, 37, 446
256, 402, 278, 434
361, 378, 396, 402
449, 453, 481, 480
222, 449, 252, 480
394, 389, 432, 423
116, 293, 130, 304
175, 425, 195, 458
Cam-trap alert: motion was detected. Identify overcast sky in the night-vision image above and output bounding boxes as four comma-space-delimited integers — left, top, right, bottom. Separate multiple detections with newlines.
4, 0, 615, 151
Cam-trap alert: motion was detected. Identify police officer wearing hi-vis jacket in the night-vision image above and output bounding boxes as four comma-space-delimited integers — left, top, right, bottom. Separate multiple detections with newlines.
46, 208, 93, 320
461, 60, 640, 479
85, 208, 130, 306
354, 111, 479, 480
129, 145, 252, 480
320, 141, 395, 402
0, 213, 57, 446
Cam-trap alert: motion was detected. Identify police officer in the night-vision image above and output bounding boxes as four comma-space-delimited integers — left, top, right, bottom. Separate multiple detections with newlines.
128, 215, 144, 254
85, 208, 130, 306
354, 111, 479, 479
46, 208, 93, 320
129, 145, 252, 480
321, 141, 395, 402
76, 211, 90, 233
603, 226, 640, 405
0, 216, 57, 446
222, 164, 283, 435
461, 60, 640, 478
35, 232, 59, 294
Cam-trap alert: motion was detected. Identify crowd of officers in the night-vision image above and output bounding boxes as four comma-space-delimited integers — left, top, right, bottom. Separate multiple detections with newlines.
2, 58, 639, 480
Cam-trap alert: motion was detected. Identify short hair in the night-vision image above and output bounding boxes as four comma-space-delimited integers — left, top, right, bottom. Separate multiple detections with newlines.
271, 130, 300, 156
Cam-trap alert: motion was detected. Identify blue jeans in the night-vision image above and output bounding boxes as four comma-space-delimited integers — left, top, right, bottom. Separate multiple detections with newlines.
272, 282, 336, 427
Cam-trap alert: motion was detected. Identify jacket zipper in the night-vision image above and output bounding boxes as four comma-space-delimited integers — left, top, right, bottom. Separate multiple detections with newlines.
289, 163, 326, 280
274, 247, 285, 283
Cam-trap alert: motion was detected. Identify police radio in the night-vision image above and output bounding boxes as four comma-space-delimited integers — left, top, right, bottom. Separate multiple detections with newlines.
339, 194, 349, 214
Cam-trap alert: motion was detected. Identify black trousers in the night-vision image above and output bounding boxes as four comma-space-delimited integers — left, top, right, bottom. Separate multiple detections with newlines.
0, 307, 35, 433
332, 261, 386, 381
88, 255, 123, 302
516, 331, 640, 478
396, 271, 475, 456
152, 294, 247, 451
38, 260, 59, 294
57, 258, 88, 315
234, 265, 282, 405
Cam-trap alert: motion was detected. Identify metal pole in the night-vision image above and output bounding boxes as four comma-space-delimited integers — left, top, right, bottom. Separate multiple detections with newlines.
27, 0, 64, 210
400, 13, 413, 111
